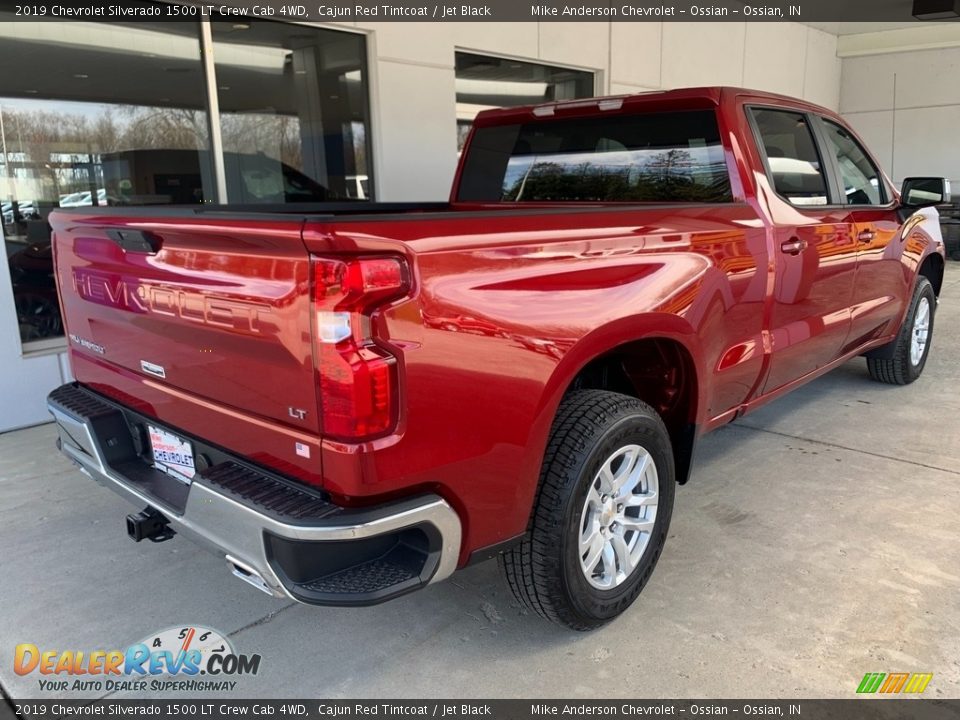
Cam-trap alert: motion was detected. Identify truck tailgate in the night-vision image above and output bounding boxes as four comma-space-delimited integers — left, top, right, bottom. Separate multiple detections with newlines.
49, 211, 318, 434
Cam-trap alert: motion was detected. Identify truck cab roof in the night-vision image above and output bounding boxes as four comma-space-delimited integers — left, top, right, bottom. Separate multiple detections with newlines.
473, 86, 840, 127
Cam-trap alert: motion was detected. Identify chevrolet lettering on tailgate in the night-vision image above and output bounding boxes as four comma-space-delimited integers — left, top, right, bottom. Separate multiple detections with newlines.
71, 268, 273, 333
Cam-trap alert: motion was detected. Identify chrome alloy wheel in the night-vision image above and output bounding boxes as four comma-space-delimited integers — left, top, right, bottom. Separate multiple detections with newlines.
578, 444, 659, 590
910, 296, 931, 366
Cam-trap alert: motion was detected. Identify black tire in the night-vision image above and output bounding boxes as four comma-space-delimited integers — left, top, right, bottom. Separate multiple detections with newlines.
499, 390, 675, 630
866, 277, 936, 385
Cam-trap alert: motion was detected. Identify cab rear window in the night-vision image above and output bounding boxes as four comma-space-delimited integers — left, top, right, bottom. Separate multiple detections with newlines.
457, 109, 732, 203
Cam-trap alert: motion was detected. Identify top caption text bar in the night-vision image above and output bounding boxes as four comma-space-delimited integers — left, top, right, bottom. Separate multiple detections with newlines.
5, 0, 960, 22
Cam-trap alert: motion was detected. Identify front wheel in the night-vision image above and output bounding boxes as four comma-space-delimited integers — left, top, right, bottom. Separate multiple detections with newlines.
866, 277, 936, 385
499, 390, 675, 630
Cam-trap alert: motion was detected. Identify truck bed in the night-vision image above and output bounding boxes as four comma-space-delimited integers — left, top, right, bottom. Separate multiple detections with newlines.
52, 200, 734, 222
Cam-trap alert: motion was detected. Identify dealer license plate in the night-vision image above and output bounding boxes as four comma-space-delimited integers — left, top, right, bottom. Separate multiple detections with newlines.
148, 425, 196, 484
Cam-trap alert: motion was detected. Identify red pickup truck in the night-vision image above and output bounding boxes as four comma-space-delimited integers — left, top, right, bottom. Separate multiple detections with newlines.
48, 87, 949, 629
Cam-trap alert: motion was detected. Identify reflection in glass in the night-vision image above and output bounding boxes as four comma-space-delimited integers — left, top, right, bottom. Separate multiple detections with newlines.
458, 111, 732, 203
822, 120, 884, 206
751, 109, 829, 207
0, 18, 211, 344
454, 52, 594, 152
211, 21, 372, 202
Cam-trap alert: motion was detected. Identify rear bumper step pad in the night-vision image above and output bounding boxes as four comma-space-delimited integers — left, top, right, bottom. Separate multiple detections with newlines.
47, 382, 462, 606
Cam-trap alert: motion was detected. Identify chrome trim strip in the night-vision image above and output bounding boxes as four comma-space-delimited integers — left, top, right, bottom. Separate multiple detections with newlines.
48, 403, 462, 602
227, 555, 275, 597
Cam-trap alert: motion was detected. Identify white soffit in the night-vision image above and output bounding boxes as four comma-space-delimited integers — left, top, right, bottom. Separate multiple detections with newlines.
833, 23, 960, 56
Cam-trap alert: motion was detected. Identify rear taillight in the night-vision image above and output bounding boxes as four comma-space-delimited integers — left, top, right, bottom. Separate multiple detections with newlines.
312, 256, 409, 441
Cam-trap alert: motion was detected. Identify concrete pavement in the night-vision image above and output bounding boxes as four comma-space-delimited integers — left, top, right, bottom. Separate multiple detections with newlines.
1, 266, 958, 700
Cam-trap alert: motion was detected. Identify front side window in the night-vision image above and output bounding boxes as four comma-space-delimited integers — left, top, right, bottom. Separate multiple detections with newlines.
458, 110, 732, 203
750, 108, 829, 207
822, 120, 885, 206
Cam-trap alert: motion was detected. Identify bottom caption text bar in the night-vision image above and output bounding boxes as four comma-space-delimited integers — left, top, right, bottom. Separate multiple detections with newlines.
3, 700, 960, 720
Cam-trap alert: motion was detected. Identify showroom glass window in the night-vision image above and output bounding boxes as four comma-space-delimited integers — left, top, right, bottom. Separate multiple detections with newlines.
210, 21, 372, 202
821, 119, 885, 206
0, 13, 212, 346
454, 52, 594, 152
750, 108, 829, 207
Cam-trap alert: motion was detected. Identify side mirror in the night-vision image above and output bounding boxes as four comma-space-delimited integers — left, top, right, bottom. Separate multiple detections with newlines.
901, 177, 952, 208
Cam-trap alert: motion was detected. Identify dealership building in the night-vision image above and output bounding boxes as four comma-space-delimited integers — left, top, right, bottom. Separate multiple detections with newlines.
1, 8, 959, 431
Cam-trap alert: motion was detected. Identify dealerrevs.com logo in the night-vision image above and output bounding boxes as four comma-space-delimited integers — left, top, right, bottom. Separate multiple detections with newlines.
14, 626, 261, 693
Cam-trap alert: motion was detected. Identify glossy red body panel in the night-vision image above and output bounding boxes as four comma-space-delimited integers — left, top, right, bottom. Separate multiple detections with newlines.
304, 204, 768, 551
50, 87, 946, 566
50, 215, 325, 485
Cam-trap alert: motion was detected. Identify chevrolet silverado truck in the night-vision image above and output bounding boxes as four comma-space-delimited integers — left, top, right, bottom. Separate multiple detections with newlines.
47, 87, 949, 630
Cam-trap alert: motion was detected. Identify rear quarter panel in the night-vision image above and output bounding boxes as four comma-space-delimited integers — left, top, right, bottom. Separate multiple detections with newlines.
306, 203, 769, 559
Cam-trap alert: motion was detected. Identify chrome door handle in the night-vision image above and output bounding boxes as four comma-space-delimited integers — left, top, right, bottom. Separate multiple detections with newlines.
780, 238, 807, 255
858, 229, 876, 243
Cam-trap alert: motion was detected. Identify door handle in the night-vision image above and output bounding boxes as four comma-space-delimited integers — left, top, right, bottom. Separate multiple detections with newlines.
857, 229, 876, 243
780, 238, 807, 255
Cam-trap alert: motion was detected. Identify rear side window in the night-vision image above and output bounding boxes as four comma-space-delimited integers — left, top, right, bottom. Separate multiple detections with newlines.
750, 108, 829, 207
821, 119, 885, 206
457, 110, 732, 203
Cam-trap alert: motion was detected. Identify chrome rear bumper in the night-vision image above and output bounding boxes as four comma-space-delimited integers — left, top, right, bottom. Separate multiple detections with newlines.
48, 383, 462, 606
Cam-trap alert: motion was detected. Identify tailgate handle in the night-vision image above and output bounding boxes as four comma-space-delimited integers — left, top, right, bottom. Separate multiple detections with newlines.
105, 229, 162, 254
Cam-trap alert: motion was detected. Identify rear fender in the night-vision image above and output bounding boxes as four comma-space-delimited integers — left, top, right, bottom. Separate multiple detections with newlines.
522, 315, 704, 494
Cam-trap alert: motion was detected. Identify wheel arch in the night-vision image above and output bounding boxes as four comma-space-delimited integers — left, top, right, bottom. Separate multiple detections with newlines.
533, 316, 705, 487
866, 252, 941, 361
567, 337, 701, 485
918, 251, 944, 297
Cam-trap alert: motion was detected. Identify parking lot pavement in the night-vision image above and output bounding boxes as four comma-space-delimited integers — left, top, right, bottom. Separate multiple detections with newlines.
2, 265, 958, 701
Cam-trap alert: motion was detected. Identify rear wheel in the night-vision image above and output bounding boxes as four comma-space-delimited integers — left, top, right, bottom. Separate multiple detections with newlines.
499, 390, 675, 630
866, 277, 936, 385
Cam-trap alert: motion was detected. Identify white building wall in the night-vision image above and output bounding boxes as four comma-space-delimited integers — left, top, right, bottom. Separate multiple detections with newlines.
349, 21, 842, 201
839, 28, 960, 188
0, 269, 72, 430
